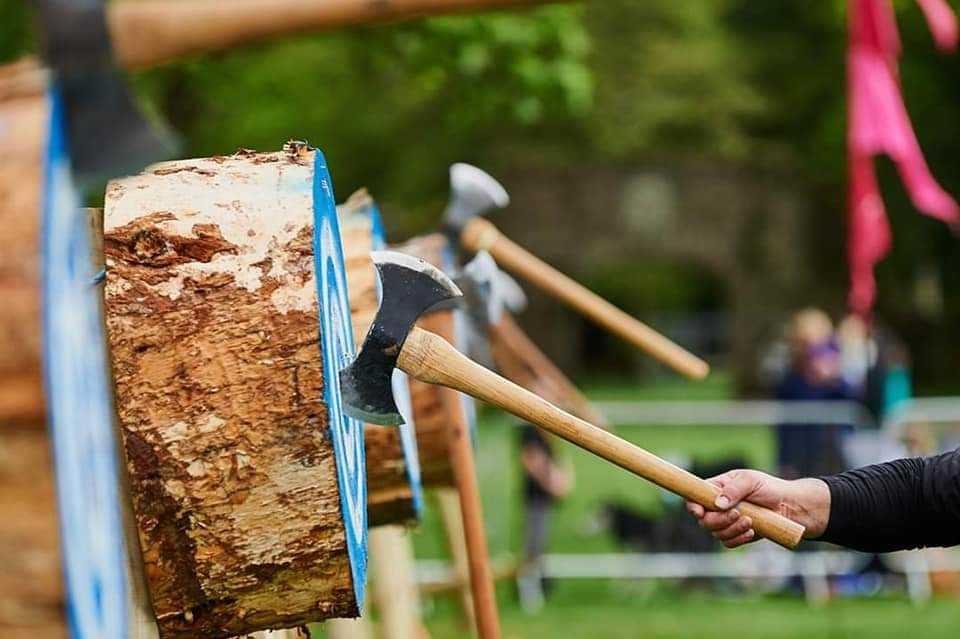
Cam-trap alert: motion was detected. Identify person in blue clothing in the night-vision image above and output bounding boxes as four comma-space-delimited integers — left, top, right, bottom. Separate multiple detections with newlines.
775, 309, 856, 479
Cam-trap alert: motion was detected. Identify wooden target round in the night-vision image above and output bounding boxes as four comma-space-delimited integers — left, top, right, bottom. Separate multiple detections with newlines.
103, 144, 366, 638
0, 58, 65, 637
339, 192, 424, 526
392, 233, 477, 488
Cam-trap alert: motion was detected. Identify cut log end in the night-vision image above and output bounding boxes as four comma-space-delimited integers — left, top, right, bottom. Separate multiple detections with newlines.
105, 149, 364, 638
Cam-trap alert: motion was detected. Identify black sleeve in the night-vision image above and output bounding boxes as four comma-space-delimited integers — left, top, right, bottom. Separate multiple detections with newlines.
819, 448, 960, 552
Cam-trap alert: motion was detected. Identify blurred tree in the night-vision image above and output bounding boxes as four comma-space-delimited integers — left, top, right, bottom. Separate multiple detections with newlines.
2, 0, 957, 388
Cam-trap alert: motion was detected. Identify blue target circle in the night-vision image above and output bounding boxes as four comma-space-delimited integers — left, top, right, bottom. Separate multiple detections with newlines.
42, 87, 129, 639
312, 151, 367, 610
368, 205, 423, 520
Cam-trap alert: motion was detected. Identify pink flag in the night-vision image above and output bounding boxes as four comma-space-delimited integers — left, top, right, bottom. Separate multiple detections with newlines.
847, 0, 959, 314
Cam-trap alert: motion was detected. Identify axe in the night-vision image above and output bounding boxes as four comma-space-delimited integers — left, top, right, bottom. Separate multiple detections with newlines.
340, 251, 805, 550
442, 163, 710, 380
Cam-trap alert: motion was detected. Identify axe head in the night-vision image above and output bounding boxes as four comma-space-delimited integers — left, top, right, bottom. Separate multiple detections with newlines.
36, 0, 176, 185
443, 163, 509, 231
459, 250, 502, 328
340, 251, 462, 425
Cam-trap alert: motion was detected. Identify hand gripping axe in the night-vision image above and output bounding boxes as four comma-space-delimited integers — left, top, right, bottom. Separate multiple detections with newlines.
341, 251, 805, 549
443, 163, 710, 380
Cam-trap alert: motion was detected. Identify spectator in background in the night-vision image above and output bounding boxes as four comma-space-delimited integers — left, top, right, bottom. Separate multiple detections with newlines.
775, 309, 855, 478
517, 423, 572, 610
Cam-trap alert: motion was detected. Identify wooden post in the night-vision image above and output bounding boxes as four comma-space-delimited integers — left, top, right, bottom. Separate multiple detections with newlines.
437, 489, 476, 631
369, 526, 425, 639
103, 147, 368, 638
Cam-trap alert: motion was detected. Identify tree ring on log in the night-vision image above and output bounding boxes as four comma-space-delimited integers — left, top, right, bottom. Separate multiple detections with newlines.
338, 196, 423, 526
104, 145, 366, 638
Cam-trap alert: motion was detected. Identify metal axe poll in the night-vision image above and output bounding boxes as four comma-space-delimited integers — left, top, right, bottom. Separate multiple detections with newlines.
443, 163, 711, 380
340, 251, 805, 550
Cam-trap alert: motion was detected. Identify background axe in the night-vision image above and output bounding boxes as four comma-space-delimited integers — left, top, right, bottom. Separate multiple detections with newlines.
457, 251, 607, 426
341, 251, 806, 550
442, 163, 711, 381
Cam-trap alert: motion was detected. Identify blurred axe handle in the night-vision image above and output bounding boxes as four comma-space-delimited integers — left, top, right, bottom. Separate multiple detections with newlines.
399, 327, 805, 549
460, 217, 710, 381
488, 312, 608, 428
109, 0, 569, 70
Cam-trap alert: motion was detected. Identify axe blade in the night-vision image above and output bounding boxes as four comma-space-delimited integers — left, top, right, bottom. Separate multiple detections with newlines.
36, 0, 176, 185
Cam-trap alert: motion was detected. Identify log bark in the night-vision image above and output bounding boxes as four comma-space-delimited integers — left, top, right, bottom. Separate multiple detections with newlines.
340, 202, 418, 525
0, 59, 47, 424
104, 147, 360, 638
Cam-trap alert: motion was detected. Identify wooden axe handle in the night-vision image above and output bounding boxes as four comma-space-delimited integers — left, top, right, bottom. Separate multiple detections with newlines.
460, 217, 710, 380
108, 0, 562, 70
399, 328, 805, 549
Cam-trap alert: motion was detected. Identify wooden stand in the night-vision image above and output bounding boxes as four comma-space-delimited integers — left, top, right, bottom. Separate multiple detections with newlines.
104, 147, 367, 638
395, 234, 501, 639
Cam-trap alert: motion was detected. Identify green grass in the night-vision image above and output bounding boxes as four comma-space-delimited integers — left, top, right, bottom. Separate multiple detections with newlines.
324, 374, 960, 637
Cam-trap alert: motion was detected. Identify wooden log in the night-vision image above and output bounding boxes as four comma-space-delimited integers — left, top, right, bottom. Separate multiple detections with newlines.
0, 59, 47, 425
0, 59, 65, 639
104, 145, 367, 638
339, 191, 423, 527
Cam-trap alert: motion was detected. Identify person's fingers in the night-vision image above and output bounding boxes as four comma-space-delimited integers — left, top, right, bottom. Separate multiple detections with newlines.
685, 501, 705, 519
721, 528, 756, 549
699, 509, 741, 531
711, 470, 762, 509
712, 516, 753, 542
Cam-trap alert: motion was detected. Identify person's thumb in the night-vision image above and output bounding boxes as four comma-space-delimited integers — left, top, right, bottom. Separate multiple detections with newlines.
712, 470, 760, 510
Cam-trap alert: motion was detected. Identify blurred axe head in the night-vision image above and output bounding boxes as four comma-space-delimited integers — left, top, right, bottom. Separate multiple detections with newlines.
442, 162, 509, 234
455, 250, 527, 365
35, 0, 176, 186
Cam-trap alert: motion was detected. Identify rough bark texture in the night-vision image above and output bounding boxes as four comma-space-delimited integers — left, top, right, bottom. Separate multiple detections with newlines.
104, 148, 357, 638
0, 59, 47, 424
393, 234, 461, 488
339, 204, 416, 526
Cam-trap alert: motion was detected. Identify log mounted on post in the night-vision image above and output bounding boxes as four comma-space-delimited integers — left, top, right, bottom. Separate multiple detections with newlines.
393, 234, 478, 489
339, 191, 423, 527
103, 145, 367, 638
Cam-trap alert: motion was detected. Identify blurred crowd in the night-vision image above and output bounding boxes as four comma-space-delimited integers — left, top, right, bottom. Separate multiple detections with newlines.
763, 308, 913, 478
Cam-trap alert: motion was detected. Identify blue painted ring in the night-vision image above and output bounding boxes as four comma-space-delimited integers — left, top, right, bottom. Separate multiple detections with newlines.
312, 152, 368, 610
42, 87, 129, 639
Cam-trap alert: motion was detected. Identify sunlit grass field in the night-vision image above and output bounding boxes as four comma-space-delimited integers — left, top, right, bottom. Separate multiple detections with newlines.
324, 374, 960, 638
